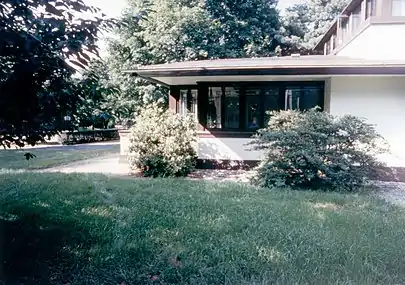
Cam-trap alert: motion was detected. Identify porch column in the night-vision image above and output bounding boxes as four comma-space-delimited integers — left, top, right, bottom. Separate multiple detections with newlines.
118, 127, 131, 164
169, 86, 179, 112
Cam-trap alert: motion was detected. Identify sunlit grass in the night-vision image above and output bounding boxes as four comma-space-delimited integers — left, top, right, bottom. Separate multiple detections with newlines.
1, 172, 405, 284
0, 144, 119, 170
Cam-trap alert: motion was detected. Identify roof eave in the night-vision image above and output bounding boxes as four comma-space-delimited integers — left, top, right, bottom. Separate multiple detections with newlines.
124, 66, 405, 81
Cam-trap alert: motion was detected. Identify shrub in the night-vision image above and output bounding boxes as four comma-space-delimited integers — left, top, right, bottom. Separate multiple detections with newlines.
250, 108, 389, 191
128, 103, 197, 177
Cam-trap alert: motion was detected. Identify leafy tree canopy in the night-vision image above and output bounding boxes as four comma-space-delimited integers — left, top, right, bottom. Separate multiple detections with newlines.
282, 0, 349, 50
102, 0, 301, 126
0, 0, 133, 147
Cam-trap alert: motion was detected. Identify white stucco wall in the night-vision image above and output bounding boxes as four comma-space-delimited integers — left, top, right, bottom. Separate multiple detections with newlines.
337, 24, 405, 60
330, 76, 405, 166
197, 137, 262, 161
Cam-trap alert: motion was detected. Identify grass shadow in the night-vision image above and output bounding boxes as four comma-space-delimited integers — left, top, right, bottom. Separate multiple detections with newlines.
1, 210, 92, 284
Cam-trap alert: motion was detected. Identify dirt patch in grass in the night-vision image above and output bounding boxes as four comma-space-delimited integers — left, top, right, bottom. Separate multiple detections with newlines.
311, 202, 342, 210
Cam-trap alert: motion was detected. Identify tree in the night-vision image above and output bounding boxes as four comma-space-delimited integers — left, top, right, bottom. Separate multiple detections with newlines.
103, 0, 293, 125
280, 4, 311, 54
0, 0, 133, 147
282, 0, 349, 50
73, 60, 120, 129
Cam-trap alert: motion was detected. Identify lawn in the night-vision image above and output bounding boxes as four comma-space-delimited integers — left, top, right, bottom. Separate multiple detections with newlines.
0, 144, 120, 170
1, 173, 405, 285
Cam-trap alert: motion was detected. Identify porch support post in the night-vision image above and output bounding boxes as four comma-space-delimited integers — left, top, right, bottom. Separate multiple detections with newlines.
169, 86, 179, 112
118, 127, 131, 164
323, 78, 332, 113
197, 84, 208, 131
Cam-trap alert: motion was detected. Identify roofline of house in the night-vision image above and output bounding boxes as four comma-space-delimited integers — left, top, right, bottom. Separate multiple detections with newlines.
125, 65, 405, 85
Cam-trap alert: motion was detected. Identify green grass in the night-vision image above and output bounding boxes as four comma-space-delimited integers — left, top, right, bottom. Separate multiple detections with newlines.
1, 173, 405, 284
0, 144, 119, 170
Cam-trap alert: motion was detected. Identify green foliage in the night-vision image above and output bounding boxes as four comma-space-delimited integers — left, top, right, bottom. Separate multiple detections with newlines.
73, 60, 120, 128
0, 0, 124, 147
250, 108, 389, 190
128, 103, 197, 177
282, 0, 349, 50
102, 0, 299, 125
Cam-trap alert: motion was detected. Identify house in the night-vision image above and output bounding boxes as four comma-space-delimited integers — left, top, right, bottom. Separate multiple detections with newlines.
120, 0, 405, 170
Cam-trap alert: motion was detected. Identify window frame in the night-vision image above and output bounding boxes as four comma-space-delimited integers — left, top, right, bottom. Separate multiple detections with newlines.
197, 81, 325, 132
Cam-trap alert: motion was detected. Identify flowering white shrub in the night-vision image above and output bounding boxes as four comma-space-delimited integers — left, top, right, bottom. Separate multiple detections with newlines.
128, 103, 197, 177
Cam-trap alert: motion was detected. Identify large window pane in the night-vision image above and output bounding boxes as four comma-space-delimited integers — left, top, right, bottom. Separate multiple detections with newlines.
263, 87, 279, 126
207, 87, 222, 128
300, 86, 323, 110
245, 88, 261, 129
224, 87, 240, 129
180, 89, 197, 121
285, 86, 323, 111
392, 0, 405, 16
285, 88, 301, 110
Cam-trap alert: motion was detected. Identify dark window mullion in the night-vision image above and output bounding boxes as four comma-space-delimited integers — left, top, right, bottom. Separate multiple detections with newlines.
239, 86, 246, 130
221, 86, 226, 129
278, 84, 286, 111
259, 86, 265, 128
197, 85, 208, 130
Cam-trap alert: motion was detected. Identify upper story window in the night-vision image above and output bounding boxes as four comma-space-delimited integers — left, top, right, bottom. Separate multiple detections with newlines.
339, 18, 349, 45
392, 0, 405, 16
332, 33, 337, 50
365, 0, 375, 19
351, 5, 362, 32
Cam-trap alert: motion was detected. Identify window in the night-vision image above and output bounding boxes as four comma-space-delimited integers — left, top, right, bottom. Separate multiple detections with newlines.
339, 18, 349, 45
179, 89, 198, 121
224, 87, 240, 129
351, 5, 362, 33
332, 33, 337, 50
392, 0, 405, 16
324, 40, 331, 55
366, 0, 375, 19
263, 87, 279, 126
204, 83, 324, 130
245, 87, 261, 129
284, 86, 324, 111
284, 89, 301, 110
207, 87, 222, 128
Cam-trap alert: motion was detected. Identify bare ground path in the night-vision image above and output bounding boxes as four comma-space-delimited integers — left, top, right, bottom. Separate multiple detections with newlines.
38, 146, 405, 206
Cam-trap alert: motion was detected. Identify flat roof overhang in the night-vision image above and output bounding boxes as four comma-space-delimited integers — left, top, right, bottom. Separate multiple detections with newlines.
124, 56, 405, 86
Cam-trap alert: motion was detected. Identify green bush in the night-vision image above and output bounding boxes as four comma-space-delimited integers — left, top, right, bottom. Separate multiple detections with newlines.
250, 108, 389, 191
128, 103, 197, 177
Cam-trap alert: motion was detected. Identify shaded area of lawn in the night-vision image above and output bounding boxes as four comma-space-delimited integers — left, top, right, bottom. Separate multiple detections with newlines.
0, 144, 119, 170
1, 173, 405, 284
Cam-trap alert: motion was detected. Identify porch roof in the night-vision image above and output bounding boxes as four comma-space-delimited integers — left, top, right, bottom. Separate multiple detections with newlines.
124, 55, 405, 86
